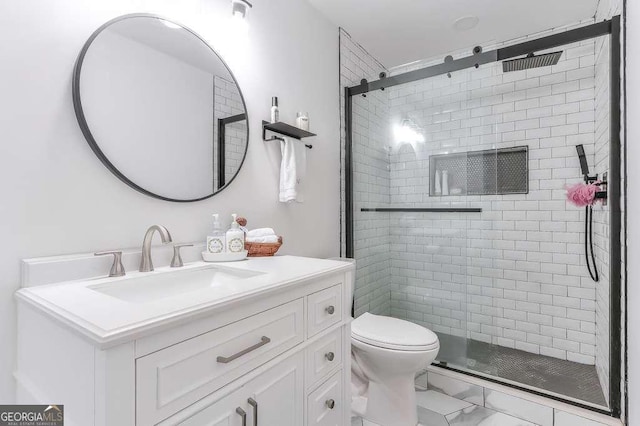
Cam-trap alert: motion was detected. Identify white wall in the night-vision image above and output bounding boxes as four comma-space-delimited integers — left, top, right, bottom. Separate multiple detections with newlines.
626, 1, 640, 424
0, 0, 339, 402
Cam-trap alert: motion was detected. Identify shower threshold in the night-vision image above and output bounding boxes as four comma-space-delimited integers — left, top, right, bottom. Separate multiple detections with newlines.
434, 333, 608, 409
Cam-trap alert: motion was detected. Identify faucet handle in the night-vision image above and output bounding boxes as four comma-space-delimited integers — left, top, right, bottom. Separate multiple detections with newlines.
171, 244, 194, 268
94, 251, 126, 277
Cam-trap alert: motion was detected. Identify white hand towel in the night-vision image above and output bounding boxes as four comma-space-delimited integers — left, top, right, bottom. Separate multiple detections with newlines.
279, 137, 306, 203
246, 235, 279, 244
246, 228, 276, 238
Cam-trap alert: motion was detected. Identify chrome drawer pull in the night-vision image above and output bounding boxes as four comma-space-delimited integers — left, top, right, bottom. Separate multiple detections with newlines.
325, 352, 335, 361
236, 407, 247, 426
217, 336, 271, 364
326, 305, 335, 315
326, 399, 335, 409
248, 398, 258, 426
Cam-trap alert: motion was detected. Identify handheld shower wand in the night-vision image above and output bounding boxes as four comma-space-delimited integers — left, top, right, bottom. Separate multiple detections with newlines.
575, 145, 599, 282
576, 144, 591, 180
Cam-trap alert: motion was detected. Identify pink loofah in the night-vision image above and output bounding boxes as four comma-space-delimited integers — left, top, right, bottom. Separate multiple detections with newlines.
565, 181, 600, 207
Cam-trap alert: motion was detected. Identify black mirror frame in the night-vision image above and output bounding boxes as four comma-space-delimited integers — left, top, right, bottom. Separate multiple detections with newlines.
72, 13, 250, 203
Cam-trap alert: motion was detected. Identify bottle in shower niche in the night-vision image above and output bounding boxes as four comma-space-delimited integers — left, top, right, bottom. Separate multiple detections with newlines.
296, 112, 309, 131
270, 97, 279, 123
226, 213, 245, 253
207, 214, 226, 253
434, 170, 442, 195
442, 170, 450, 196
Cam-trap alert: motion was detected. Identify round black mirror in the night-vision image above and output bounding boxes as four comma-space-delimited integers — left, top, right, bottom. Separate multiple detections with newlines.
73, 14, 249, 202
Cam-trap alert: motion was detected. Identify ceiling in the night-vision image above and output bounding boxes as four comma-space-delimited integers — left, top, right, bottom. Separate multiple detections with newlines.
307, 0, 600, 68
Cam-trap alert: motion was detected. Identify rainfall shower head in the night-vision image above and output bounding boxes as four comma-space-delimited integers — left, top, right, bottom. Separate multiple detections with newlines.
576, 144, 590, 177
502, 51, 563, 72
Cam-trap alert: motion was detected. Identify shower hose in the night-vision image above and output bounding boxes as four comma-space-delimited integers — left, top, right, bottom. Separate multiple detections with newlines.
585, 205, 599, 282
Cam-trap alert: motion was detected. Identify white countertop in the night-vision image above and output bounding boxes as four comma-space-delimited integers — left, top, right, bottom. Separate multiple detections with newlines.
15, 255, 352, 347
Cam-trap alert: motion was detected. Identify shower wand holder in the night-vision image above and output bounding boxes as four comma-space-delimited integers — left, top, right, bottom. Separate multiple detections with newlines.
584, 173, 608, 205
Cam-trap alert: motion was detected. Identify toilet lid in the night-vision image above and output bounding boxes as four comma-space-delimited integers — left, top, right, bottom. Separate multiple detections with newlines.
351, 312, 439, 351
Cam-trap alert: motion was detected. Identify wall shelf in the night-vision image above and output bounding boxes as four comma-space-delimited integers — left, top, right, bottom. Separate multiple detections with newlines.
262, 121, 315, 149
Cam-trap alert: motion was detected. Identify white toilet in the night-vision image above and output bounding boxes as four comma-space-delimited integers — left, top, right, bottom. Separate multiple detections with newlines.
329, 257, 440, 426
351, 312, 440, 426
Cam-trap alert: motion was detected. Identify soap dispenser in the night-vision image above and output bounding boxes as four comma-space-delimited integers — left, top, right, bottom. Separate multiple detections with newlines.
207, 214, 226, 253
226, 213, 245, 253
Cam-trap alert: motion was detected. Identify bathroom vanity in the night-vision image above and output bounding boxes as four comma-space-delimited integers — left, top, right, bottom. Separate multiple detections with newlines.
15, 255, 353, 426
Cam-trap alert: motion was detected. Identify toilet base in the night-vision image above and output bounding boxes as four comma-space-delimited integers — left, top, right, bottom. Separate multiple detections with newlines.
363, 374, 418, 426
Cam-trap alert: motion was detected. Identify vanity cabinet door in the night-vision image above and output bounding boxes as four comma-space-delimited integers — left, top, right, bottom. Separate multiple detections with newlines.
246, 352, 304, 426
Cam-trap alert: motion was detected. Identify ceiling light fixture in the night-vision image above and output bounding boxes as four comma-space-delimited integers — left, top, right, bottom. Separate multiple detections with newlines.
231, 0, 252, 34
232, 0, 252, 20
453, 15, 479, 32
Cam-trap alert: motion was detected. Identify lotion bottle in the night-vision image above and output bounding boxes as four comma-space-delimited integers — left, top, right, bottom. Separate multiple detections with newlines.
270, 97, 279, 123
207, 214, 226, 253
296, 111, 309, 131
226, 213, 245, 253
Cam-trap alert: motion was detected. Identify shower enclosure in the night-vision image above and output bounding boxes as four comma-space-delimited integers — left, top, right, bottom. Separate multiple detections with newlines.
343, 18, 622, 415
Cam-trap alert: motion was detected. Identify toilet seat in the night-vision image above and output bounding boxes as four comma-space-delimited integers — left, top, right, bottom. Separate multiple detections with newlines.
351, 312, 439, 351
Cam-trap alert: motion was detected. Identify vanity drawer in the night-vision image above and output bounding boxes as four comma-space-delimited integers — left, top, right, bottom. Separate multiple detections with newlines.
307, 284, 342, 337
306, 328, 343, 389
136, 299, 304, 425
307, 370, 343, 426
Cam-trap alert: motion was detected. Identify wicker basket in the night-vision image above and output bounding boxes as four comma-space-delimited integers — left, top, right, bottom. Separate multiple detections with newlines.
245, 236, 283, 257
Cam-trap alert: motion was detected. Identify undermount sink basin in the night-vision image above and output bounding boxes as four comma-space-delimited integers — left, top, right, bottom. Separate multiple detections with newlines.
88, 266, 264, 303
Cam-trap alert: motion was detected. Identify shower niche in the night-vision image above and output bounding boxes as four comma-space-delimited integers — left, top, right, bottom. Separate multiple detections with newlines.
428, 146, 528, 196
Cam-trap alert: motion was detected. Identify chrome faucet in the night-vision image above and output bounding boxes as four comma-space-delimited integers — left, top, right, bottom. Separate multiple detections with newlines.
139, 225, 173, 272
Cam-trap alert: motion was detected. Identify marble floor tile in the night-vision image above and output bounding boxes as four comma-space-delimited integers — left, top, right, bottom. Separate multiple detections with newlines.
426, 371, 484, 405
416, 389, 474, 416
353, 417, 430, 426
446, 405, 537, 426
418, 406, 449, 426
484, 388, 553, 426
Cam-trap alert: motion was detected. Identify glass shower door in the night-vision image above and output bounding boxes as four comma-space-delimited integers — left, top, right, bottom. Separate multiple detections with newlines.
350, 71, 474, 373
